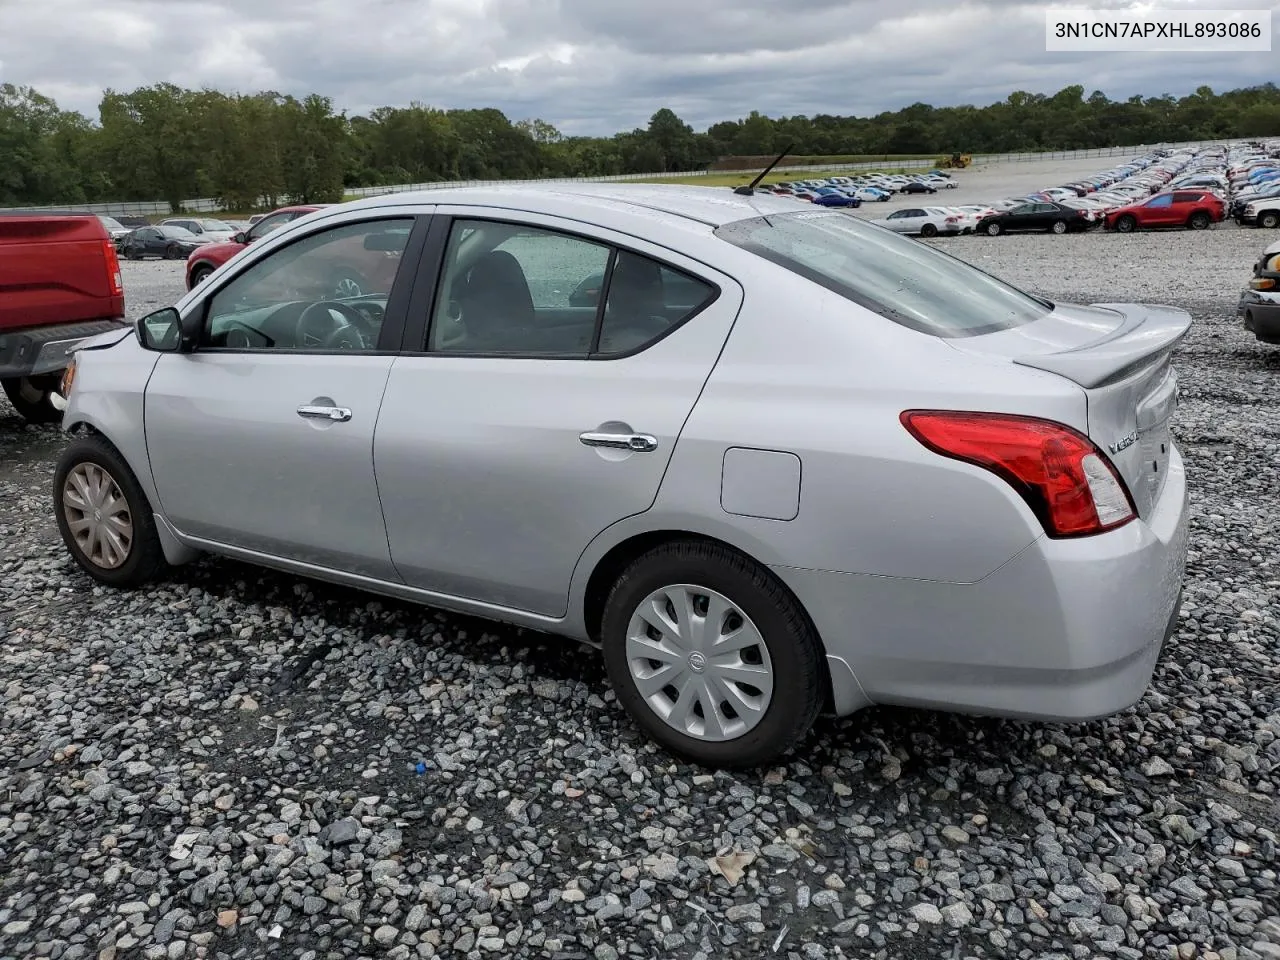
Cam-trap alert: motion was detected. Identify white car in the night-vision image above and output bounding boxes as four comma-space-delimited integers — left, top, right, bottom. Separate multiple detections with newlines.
159, 218, 238, 244
878, 207, 964, 237
938, 206, 981, 234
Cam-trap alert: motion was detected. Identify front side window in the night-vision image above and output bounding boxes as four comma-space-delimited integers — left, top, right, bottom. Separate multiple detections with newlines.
203, 218, 412, 352
1146, 195, 1174, 208
715, 210, 1052, 338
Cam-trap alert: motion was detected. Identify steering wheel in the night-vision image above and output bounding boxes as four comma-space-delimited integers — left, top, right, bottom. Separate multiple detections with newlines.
295, 301, 368, 350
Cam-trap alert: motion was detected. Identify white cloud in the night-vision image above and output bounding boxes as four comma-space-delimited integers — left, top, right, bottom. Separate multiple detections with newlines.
1, 0, 1277, 133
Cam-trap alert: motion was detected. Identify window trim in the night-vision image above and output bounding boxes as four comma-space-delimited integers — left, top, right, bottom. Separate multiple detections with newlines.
191, 214, 429, 357
407, 214, 722, 362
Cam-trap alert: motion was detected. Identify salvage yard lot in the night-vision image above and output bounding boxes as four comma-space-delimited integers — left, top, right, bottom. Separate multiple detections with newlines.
2, 187, 1279, 959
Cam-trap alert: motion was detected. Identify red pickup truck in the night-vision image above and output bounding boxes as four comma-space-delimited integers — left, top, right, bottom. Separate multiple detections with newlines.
0, 213, 127, 423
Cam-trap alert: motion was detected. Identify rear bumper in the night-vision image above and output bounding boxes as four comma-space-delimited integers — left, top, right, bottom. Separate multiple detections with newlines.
0, 319, 129, 380
776, 445, 1190, 720
1239, 290, 1280, 343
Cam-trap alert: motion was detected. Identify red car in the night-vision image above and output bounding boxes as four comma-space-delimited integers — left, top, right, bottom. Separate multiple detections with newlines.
185, 205, 327, 289
1104, 190, 1225, 233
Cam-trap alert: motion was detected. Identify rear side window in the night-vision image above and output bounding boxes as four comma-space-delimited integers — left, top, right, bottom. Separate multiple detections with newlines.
715, 210, 1051, 339
1172, 192, 1206, 203
596, 251, 716, 356
426, 218, 717, 358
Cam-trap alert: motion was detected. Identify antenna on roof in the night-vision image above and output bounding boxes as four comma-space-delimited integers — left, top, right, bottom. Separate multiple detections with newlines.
733, 143, 794, 196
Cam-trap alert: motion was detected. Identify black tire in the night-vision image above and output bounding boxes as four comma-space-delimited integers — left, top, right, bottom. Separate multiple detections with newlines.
984, 221, 1002, 236
123, 244, 141, 261
1260, 211, 1280, 230
919, 223, 939, 238
1050, 219, 1068, 234
1187, 212, 1211, 230
600, 540, 825, 769
53, 434, 170, 589
190, 263, 215, 287
2, 375, 63, 425
1115, 215, 1137, 234
165, 243, 182, 260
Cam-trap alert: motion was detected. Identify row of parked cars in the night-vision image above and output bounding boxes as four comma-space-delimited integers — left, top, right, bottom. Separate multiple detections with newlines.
96, 215, 254, 260
761, 171, 959, 207
870, 145, 1268, 238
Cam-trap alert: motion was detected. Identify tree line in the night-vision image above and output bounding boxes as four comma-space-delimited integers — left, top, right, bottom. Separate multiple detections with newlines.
2, 81, 1278, 212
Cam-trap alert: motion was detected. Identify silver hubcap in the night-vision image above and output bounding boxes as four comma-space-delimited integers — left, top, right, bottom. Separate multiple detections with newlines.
625, 584, 774, 742
62, 463, 133, 569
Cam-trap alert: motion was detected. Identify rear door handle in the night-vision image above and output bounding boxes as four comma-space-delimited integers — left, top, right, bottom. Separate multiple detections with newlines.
297, 404, 352, 422
579, 431, 658, 453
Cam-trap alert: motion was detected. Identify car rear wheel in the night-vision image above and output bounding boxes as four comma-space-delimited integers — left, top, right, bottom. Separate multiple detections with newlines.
600, 540, 825, 768
920, 223, 939, 238
1187, 212, 1211, 230
1260, 212, 1280, 229
53, 435, 169, 588
1050, 220, 1068, 234
984, 222, 1002, 236
1115, 215, 1138, 233
2, 375, 63, 425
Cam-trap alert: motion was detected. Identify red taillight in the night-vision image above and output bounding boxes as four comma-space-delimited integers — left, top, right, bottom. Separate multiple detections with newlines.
103, 240, 123, 298
900, 410, 1137, 538
945, 216, 958, 223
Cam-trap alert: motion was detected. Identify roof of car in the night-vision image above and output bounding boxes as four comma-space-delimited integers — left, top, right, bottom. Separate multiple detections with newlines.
340, 182, 805, 229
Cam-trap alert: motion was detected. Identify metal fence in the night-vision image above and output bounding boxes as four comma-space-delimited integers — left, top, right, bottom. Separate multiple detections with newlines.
3, 137, 1249, 217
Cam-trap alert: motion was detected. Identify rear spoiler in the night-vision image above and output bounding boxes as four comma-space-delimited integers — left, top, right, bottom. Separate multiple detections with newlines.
1013, 303, 1192, 390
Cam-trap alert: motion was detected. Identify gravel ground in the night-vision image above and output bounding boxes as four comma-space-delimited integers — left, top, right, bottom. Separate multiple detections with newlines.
2, 227, 1279, 960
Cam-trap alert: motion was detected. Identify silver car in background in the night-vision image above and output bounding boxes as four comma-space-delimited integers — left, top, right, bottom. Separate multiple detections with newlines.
53, 184, 1190, 768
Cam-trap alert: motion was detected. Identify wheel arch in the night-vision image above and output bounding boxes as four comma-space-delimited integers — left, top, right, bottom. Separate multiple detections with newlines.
578, 527, 849, 714
59, 421, 200, 567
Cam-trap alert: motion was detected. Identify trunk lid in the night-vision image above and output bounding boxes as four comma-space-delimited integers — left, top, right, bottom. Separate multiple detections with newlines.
949, 301, 1191, 518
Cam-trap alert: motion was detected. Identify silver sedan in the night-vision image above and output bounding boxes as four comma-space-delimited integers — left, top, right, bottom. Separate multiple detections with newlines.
52, 184, 1191, 768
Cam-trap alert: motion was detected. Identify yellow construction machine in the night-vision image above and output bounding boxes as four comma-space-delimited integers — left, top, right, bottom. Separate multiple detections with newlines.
937, 152, 972, 169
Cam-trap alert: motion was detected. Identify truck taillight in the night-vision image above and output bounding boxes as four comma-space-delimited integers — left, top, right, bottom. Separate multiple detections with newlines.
103, 241, 123, 297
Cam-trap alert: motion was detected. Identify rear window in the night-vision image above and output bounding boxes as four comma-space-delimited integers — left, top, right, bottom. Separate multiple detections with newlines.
714, 210, 1052, 338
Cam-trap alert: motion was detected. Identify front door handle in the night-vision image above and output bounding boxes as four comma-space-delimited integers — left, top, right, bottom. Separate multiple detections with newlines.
580, 431, 658, 453
297, 404, 352, 422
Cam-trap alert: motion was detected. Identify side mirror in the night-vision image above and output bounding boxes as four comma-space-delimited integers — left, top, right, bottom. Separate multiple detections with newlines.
136, 307, 197, 353
233, 232, 248, 245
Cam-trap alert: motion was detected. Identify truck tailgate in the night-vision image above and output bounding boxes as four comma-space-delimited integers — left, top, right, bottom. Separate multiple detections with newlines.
0, 216, 124, 332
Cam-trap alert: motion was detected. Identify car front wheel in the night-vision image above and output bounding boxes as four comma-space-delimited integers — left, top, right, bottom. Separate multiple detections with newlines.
1114, 215, 1138, 233
600, 540, 824, 768
984, 222, 1002, 236
53, 435, 170, 588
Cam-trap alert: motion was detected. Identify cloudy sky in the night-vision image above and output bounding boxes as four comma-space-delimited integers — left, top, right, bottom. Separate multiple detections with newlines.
2, 0, 1278, 134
